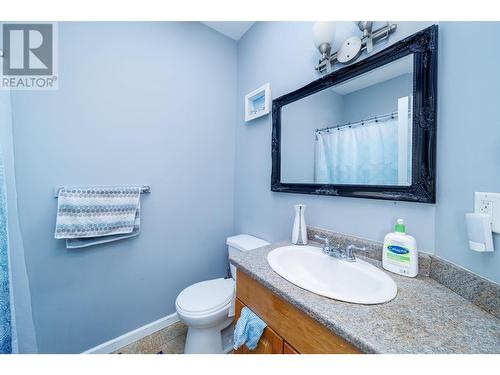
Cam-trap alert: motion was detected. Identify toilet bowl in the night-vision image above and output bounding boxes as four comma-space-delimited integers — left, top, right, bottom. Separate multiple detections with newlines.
175, 234, 269, 354
176, 278, 235, 354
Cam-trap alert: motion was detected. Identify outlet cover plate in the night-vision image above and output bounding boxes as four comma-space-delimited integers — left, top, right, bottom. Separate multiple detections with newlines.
474, 192, 500, 233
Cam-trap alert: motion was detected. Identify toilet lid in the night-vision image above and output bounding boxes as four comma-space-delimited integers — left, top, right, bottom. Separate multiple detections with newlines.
176, 278, 235, 315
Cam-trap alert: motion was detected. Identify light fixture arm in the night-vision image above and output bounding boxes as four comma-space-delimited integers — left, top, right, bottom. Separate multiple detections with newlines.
315, 22, 397, 73
358, 21, 375, 53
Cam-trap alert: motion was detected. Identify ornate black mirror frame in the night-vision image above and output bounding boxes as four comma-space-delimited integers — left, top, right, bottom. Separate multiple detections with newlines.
271, 25, 437, 203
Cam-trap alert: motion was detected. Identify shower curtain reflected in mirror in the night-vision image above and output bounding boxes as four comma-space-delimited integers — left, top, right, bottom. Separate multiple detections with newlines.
315, 116, 403, 186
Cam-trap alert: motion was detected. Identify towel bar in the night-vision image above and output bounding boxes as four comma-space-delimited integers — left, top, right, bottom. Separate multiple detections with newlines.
54, 185, 151, 198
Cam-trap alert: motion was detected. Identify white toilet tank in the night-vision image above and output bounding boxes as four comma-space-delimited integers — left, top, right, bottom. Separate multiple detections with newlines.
227, 234, 269, 279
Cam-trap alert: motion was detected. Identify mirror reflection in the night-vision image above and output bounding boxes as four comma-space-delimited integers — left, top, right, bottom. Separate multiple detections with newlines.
281, 54, 414, 186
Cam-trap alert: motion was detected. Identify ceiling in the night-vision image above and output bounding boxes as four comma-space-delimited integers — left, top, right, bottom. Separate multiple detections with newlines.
201, 22, 255, 40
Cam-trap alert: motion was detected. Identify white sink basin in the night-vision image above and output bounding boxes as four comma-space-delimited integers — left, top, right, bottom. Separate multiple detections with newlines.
267, 245, 397, 304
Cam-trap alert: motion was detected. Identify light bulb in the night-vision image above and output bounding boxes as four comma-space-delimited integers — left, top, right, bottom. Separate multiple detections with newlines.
312, 22, 336, 49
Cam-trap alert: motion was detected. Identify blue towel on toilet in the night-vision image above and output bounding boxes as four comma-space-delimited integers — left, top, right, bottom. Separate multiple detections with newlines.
233, 306, 267, 350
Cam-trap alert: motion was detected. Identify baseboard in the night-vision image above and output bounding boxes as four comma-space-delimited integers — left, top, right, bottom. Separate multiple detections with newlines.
82, 312, 180, 354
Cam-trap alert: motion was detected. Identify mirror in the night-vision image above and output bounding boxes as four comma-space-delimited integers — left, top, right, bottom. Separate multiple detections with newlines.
281, 54, 413, 186
272, 25, 437, 203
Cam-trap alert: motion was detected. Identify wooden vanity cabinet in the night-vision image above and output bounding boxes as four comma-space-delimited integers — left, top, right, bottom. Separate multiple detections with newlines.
234, 299, 284, 354
283, 342, 299, 354
234, 270, 362, 354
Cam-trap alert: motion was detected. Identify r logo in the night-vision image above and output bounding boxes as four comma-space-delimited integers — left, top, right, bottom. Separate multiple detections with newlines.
3, 24, 53, 75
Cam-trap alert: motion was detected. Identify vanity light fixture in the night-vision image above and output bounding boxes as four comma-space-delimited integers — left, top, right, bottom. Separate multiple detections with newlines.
314, 21, 397, 73
312, 22, 337, 71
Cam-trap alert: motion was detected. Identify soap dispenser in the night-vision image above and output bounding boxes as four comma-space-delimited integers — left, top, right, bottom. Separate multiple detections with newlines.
382, 219, 418, 277
292, 204, 307, 245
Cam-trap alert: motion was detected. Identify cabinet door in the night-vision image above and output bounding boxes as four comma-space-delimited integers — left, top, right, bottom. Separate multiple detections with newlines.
237, 270, 361, 354
284, 342, 299, 354
234, 298, 284, 354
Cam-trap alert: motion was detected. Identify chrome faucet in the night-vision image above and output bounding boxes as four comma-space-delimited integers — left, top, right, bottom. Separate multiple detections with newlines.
343, 244, 367, 262
314, 234, 335, 255
314, 235, 367, 262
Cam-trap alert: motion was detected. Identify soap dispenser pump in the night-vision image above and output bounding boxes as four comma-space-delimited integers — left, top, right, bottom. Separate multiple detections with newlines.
292, 204, 308, 245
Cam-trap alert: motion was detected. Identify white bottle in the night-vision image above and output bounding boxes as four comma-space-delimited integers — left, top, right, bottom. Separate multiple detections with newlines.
382, 219, 418, 277
292, 204, 307, 245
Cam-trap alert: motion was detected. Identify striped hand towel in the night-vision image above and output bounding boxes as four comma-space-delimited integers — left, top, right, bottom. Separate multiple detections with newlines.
54, 186, 141, 248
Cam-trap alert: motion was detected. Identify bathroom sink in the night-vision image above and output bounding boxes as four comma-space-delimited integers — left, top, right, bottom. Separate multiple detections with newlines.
267, 245, 397, 304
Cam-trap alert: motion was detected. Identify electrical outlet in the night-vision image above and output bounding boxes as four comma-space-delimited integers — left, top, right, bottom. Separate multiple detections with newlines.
479, 200, 493, 215
474, 192, 500, 234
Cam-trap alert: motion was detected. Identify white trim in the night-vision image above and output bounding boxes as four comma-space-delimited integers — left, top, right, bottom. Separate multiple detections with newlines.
397, 96, 410, 185
82, 312, 180, 354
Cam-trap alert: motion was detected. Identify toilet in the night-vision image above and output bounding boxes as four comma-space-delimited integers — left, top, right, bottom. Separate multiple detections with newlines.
175, 234, 269, 354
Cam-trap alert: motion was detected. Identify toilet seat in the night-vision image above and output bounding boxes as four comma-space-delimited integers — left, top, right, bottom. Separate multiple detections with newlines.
176, 278, 235, 316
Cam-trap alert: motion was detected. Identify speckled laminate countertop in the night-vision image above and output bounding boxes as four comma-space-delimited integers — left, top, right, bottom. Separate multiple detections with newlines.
230, 241, 500, 354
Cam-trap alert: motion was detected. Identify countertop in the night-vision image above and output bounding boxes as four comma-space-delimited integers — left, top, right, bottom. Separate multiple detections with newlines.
230, 241, 500, 354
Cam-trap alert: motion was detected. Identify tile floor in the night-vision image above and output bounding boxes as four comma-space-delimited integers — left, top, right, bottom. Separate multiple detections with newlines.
113, 321, 188, 354
113, 321, 235, 354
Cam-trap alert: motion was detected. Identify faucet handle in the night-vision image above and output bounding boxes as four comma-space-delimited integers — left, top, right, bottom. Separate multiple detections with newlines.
314, 234, 330, 248
344, 244, 367, 261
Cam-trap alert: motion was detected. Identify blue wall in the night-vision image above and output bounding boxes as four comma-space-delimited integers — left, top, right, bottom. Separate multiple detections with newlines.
10, 22, 237, 353
235, 22, 436, 251
435, 22, 500, 283
235, 21, 500, 283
